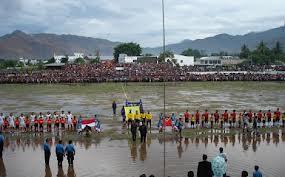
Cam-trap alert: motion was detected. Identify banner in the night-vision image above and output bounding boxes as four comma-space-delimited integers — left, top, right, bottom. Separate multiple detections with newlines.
125, 106, 140, 121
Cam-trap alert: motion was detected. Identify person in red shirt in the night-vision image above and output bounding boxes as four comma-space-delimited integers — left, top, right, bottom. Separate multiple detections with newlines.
274, 108, 281, 126
15, 118, 20, 130
195, 110, 200, 127
60, 117, 65, 129
266, 110, 272, 127
184, 110, 190, 127
34, 117, 39, 132
55, 117, 60, 130
214, 110, 219, 125
39, 117, 44, 132
4, 118, 8, 131
222, 110, 228, 128
248, 110, 253, 123
47, 118, 52, 132
25, 117, 30, 132
202, 110, 209, 128
230, 110, 236, 128
72, 116, 77, 131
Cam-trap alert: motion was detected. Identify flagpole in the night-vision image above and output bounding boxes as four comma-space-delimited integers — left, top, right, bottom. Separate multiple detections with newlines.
161, 0, 166, 177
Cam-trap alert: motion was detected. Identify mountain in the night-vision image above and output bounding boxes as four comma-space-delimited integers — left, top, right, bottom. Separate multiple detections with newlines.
143, 26, 285, 55
0, 26, 284, 59
0, 30, 120, 59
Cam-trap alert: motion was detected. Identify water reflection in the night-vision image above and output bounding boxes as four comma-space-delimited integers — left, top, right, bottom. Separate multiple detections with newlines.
1, 130, 285, 161
44, 166, 52, 177
0, 158, 6, 177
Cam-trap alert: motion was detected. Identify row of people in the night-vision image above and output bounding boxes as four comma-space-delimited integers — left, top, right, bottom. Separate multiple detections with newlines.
0, 111, 100, 132
1, 63, 285, 83
158, 108, 285, 130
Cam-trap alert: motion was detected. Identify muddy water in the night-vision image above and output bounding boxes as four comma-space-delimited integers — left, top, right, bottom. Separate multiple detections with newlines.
0, 82, 284, 119
0, 131, 285, 177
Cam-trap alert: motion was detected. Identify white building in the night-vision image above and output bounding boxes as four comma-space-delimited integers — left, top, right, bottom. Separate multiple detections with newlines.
196, 56, 243, 66
166, 54, 194, 66
118, 54, 138, 63
54, 53, 84, 63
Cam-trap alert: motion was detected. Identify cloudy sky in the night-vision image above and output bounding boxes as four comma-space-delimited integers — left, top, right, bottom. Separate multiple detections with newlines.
0, 0, 284, 47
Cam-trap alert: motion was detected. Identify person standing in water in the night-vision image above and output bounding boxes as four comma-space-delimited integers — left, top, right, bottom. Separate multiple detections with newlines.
65, 140, 75, 166
55, 140, 65, 167
139, 122, 147, 143
43, 138, 51, 166
131, 121, 137, 142
0, 132, 4, 158
112, 101, 117, 116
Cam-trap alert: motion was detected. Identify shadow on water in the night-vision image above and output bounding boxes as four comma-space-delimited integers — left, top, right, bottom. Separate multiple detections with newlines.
1, 129, 285, 177
0, 158, 6, 177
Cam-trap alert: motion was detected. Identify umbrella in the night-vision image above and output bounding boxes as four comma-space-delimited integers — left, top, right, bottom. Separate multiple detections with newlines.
211, 155, 227, 177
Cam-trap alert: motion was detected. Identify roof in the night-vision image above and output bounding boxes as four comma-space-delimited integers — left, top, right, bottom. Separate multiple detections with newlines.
44, 63, 65, 67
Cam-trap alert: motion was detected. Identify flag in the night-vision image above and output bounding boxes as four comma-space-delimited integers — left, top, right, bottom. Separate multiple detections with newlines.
81, 118, 96, 129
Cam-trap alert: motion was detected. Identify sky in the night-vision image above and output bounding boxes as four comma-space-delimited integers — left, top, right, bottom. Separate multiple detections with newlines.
0, 0, 284, 47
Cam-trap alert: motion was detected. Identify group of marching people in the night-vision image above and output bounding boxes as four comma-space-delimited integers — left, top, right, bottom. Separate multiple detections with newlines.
0, 111, 84, 132
157, 108, 285, 131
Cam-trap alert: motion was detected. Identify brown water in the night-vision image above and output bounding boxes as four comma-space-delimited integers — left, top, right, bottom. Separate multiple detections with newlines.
0, 82, 284, 119
1, 130, 285, 177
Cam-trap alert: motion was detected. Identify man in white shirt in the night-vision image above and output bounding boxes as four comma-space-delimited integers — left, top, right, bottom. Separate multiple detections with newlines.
67, 111, 73, 130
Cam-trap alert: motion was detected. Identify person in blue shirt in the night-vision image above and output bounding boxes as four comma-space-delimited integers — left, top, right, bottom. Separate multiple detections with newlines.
43, 138, 51, 166
65, 140, 75, 166
253, 165, 263, 177
55, 140, 65, 167
0, 131, 4, 158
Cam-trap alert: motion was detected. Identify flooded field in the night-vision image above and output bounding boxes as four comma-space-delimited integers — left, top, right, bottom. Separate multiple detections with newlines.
1, 131, 285, 177
0, 82, 285, 177
0, 82, 284, 119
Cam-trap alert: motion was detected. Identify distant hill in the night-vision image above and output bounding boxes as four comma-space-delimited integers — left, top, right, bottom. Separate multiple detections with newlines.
143, 26, 285, 55
0, 26, 284, 59
0, 30, 120, 59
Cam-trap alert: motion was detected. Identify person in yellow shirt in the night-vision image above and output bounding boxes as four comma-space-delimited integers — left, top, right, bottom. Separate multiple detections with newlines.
140, 111, 146, 124
134, 111, 141, 124
127, 110, 134, 129
146, 111, 152, 129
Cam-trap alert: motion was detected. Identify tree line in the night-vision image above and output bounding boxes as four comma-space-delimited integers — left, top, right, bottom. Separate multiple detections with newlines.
239, 41, 284, 64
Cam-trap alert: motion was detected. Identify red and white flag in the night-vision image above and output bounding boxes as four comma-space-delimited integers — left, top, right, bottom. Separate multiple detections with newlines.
81, 118, 96, 129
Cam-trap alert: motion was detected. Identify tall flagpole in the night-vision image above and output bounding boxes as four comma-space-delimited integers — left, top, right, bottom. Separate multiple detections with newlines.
161, 0, 166, 177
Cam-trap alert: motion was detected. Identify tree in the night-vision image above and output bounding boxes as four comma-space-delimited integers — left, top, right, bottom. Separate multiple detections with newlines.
181, 48, 202, 59
158, 50, 174, 62
37, 60, 44, 70
113, 42, 142, 62
272, 41, 284, 62
250, 41, 271, 64
239, 44, 251, 59
144, 53, 153, 56
74, 58, 85, 64
61, 56, 69, 64
47, 57, 55, 64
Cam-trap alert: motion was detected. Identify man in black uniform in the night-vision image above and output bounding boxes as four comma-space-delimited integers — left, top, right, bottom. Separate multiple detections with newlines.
131, 121, 137, 142
197, 154, 213, 177
139, 122, 147, 143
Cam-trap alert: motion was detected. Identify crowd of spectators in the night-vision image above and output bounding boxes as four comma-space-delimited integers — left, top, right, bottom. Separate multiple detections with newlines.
0, 62, 284, 84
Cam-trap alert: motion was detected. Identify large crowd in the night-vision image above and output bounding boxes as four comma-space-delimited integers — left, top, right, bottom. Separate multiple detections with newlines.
0, 62, 285, 83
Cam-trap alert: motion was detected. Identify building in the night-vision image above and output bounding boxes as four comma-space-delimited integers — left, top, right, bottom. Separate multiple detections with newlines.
118, 54, 138, 63
166, 54, 194, 66
137, 56, 159, 63
54, 53, 84, 63
197, 56, 222, 66
196, 56, 243, 66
